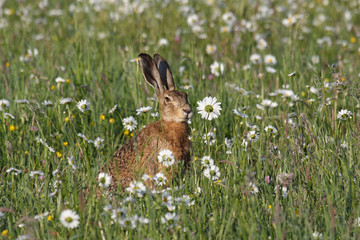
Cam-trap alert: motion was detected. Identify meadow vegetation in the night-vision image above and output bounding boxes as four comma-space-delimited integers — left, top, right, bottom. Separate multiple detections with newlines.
1, 0, 360, 239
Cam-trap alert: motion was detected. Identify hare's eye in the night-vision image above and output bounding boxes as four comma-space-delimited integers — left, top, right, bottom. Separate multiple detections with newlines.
164, 96, 171, 102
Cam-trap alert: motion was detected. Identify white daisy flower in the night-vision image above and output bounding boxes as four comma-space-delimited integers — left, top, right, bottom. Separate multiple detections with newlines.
201, 156, 214, 167
0, 99, 10, 111
187, 13, 200, 26
76, 99, 90, 113
27, 48, 39, 57
276, 89, 296, 98
130, 58, 139, 63
312, 232, 323, 239
242, 64, 251, 70
206, 44, 217, 55
264, 54, 277, 65
224, 138, 233, 148
108, 104, 117, 113
141, 174, 156, 182
53, 180, 62, 190
222, 12, 236, 25
247, 130, 259, 142
123, 116, 137, 131
158, 38, 169, 47
59, 98, 73, 104
3, 113, 15, 119
309, 86, 319, 94
110, 208, 127, 223
93, 137, 104, 149
233, 109, 249, 118
354, 217, 360, 227
257, 38, 268, 50
77, 133, 93, 143
55, 77, 65, 83
126, 181, 146, 197
155, 172, 167, 186
34, 212, 49, 220
241, 139, 248, 150
256, 99, 278, 110
67, 156, 77, 170
161, 212, 178, 228
138, 216, 150, 225
196, 96, 222, 121
311, 55, 320, 64
194, 187, 202, 196
151, 112, 159, 118
180, 85, 193, 90
42, 100, 53, 107
203, 165, 220, 181
52, 169, 60, 177
6, 167, 22, 175
175, 195, 194, 207
29, 171, 44, 179
15, 234, 32, 240
59, 209, 80, 229
340, 140, 348, 149
161, 192, 175, 210
15, 99, 29, 104
192, 25, 207, 39
250, 54, 262, 64
337, 109, 352, 120
118, 215, 139, 229
98, 172, 111, 188
265, 67, 277, 73
202, 131, 216, 146
248, 182, 259, 194
136, 106, 152, 115
282, 15, 297, 27
264, 125, 278, 135
210, 61, 224, 77
158, 149, 175, 167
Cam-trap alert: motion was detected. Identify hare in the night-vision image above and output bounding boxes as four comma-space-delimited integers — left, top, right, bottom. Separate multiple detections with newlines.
98, 53, 192, 194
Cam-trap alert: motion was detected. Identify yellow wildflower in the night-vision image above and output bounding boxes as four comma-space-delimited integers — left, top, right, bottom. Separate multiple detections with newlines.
56, 152, 62, 158
1, 230, 8, 236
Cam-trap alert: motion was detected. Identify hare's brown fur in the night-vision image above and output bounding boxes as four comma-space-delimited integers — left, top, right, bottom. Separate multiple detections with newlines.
97, 53, 192, 195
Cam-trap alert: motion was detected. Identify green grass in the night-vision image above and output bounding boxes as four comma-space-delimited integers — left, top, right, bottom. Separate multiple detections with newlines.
1, 0, 360, 239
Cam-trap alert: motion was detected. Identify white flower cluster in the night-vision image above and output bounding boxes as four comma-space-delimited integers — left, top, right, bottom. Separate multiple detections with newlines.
201, 156, 220, 181
36, 136, 55, 152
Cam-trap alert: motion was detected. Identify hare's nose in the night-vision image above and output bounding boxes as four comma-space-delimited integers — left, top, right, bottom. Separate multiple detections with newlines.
183, 109, 191, 114
183, 108, 192, 115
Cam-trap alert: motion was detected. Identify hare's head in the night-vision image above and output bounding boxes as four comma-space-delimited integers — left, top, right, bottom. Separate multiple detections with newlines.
138, 53, 192, 123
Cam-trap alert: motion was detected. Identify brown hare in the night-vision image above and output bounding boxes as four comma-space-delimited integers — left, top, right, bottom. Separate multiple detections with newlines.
98, 53, 192, 195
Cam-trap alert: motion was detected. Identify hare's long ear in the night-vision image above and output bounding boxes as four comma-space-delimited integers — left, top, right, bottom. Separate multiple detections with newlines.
138, 53, 164, 95
153, 54, 175, 91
